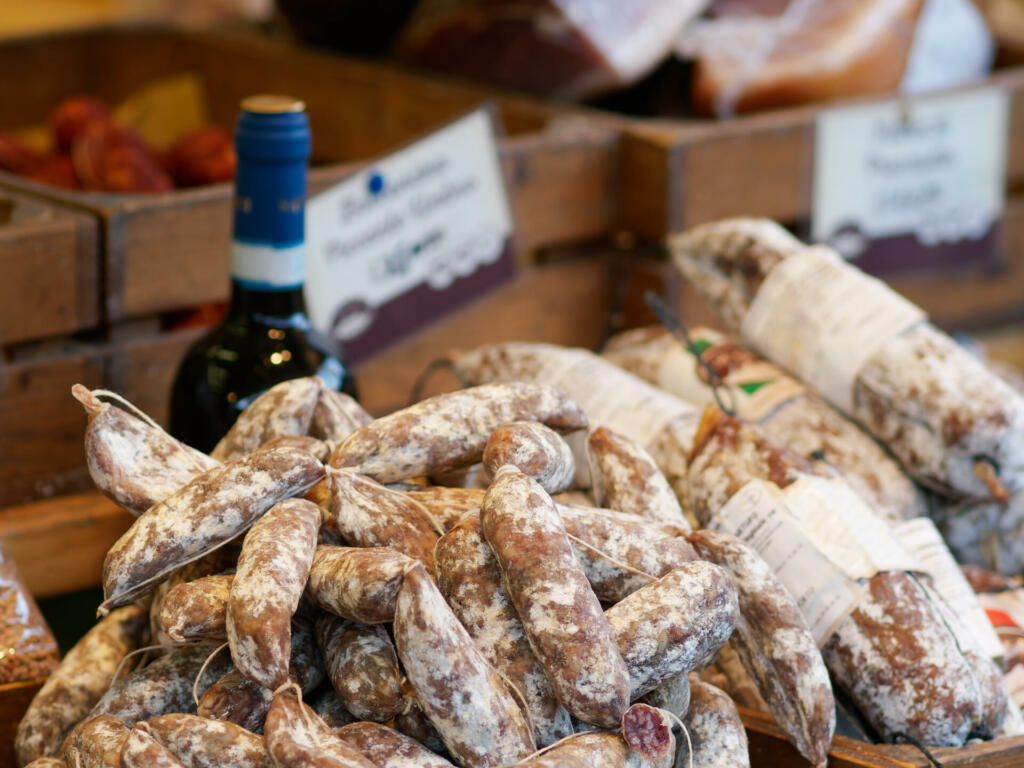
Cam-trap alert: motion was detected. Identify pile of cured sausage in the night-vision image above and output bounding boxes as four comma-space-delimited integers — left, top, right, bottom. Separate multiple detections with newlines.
14, 217, 1024, 768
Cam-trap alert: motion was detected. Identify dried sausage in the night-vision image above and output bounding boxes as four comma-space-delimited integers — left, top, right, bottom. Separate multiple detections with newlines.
330, 382, 588, 483
480, 465, 630, 729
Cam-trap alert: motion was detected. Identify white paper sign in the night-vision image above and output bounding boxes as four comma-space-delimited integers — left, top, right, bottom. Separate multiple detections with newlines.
813, 87, 1007, 272
305, 108, 515, 361
531, 347, 699, 450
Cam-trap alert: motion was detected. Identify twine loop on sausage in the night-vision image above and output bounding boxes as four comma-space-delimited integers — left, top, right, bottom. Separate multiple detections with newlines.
274, 680, 321, 733
564, 533, 657, 583
658, 708, 694, 768
109, 641, 182, 684
892, 732, 944, 767
408, 358, 469, 406
193, 641, 230, 708
643, 291, 737, 417
91, 388, 164, 431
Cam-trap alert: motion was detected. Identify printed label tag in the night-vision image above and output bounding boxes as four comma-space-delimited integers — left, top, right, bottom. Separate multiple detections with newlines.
893, 517, 1005, 660
780, 477, 922, 580
305, 107, 515, 362
741, 247, 926, 411
813, 86, 1007, 275
711, 480, 863, 646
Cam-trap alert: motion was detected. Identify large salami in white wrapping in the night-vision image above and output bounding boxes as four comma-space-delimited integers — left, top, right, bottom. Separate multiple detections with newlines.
670, 217, 1024, 500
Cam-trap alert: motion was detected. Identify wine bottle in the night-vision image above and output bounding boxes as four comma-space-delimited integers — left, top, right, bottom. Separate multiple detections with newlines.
170, 94, 357, 452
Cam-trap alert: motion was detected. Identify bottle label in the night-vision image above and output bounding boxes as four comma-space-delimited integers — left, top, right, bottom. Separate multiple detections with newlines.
231, 240, 305, 290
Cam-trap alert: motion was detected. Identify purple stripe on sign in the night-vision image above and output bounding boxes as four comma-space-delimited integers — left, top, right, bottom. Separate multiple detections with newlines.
336, 238, 517, 362
843, 222, 1002, 278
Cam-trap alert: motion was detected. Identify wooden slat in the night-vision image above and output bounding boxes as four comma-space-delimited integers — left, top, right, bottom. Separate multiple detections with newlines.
0, 348, 103, 508
0, 492, 132, 598
0, 678, 45, 768
0, 188, 98, 345
742, 708, 1024, 767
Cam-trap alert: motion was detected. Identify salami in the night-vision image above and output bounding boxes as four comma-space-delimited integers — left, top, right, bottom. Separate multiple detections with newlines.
264, 687, 378, 768
679, 677, 751, 768
16, 605, 147, 765
261, 434, 331, 462
480, 465, 630, 729
73, 385, 218, 516
60, 715, 128, 768
688, 412, 985, 748
482, 421, 575, 494
121, 723, 185, 768
603, 325, 927, 524
605, 562, 737, 697
670, 218, 1024, 500
306, 546, 414, 625
86, 643, 231, 727
142, 713, 269, 767
101, 445, 324, 613
159, 574, 233, 643
324, 469, 439, 573
393, 562, 535, 768
315, 614, 404, 722
336, 722, 457, 768
434, 516, 573, 747
687, 530, 834, 767
330, 382, 588, 483
227, 498, 320, 689
586, 426, 690, 529
310, 386, 373, 444
210, 377, 321, 462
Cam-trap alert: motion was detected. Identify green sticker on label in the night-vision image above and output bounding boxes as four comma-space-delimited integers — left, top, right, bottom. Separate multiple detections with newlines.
739, 380, 773, 395
689, 339, 712, 356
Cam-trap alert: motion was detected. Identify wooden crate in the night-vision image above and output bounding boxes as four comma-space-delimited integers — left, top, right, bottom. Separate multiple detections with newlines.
0, 189, 97, 347
0, 25, 619, 324
613, 67, 1024, 331
744, 708, 1024, 767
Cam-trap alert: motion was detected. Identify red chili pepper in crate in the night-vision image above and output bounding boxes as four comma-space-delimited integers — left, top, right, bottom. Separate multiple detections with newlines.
50, 96, 112, 153
72, 120, 173, 194
166, 125, 236, 188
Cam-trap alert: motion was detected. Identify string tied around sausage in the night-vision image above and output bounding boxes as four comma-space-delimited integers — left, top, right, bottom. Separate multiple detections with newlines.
892, 731, 944, 767
564, 532, 658, 583
657, 708, 694, 768
192, 641, 230, 708
90, 388, 165, 431
273, 679, 320, 734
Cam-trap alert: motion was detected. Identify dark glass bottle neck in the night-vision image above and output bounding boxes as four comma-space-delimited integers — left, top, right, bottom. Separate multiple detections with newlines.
227, 280, 310, 326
